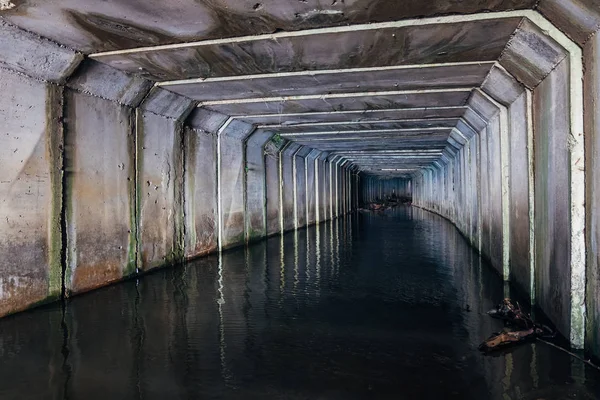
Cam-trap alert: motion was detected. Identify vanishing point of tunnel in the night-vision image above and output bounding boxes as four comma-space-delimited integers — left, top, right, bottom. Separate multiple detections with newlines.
1, 0, 600, 398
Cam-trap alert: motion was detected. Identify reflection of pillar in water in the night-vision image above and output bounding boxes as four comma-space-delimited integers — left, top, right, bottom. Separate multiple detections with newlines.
293, 230, 299, 298
279, 232, 285, 299
315, 223, 321, 298
217, 252, 230, 383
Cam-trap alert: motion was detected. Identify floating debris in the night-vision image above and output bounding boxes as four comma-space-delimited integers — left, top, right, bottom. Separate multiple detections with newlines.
479, 298, 555, 353
362, 195, 412, 212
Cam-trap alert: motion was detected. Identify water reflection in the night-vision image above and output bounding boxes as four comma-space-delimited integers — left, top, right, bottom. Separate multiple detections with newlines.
0, 208, 599, 399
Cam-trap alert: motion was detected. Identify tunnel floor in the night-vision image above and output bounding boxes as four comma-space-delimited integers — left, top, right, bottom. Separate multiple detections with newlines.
0, 207, 599, 399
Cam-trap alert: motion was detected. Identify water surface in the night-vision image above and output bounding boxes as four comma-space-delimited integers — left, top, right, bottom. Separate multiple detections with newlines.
0, 207, 598, 399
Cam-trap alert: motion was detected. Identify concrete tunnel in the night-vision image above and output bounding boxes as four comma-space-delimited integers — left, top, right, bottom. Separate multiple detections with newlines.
1, 0, 600, 361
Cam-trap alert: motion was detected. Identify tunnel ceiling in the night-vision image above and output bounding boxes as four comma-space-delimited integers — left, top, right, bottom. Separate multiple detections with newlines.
0, 0, 581, 177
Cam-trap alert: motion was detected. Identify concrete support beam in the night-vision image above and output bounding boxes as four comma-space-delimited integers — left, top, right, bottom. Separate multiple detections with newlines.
0, 69, 63, 314
0, 20, 82, 83
244, 129, 274, 243
217, 120, 255, 249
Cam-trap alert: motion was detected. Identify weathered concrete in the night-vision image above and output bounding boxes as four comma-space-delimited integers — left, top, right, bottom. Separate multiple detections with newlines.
0, 20, 82, 83
584, 30, 600, 359
136, 111, 182, 271
0, 69, 62, 314
1, 1, 600, 360
161, 63, 493, 101
280, 143, 300, 233
63, 90, 136, 294
218, 120, 254, 249
183, 125, 218, 258
533, 59, 573, 340
244, 129, 273, 242
294, 147, 312, 229
184, 108, 228, 257
264, 139, 283, 237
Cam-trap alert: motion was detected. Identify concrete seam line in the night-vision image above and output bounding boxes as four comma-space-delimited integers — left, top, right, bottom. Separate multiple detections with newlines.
216, 117, 234, 252
259, 117, 465, 129
526, 89, 536, 305
90, 10, 548, 57
234, 106, 469, 119
199, 88, 475, 106
280, 127, 451, 136
158, 61, 495, 86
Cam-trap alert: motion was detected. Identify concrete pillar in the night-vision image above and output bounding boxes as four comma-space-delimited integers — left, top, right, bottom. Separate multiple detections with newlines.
294, 147, 312, 229
584, 30, 600, 357
264, 138, 284, 237
0, 68, 64, 313
184, 109, 226, 259
137, 88, 196, 271
217, 120, 255, 249
244, 129, 274, 243
280, 143, 301, 233
306, 150, 320, 225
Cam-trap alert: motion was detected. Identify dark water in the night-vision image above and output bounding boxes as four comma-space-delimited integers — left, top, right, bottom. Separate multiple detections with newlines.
1, 207, 599, 399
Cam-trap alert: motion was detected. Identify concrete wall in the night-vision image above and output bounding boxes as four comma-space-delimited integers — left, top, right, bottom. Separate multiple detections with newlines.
533, 59, 572, 338
0, 69, 62, 313
64, 90, 137, 294
412, 29, 589, 351
0, 46, 354, 321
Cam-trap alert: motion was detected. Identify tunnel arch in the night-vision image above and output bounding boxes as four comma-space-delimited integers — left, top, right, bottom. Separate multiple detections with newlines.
0, 0, 600, 357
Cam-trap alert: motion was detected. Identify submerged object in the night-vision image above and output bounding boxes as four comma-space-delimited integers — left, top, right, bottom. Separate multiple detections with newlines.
479, 298, 555, 353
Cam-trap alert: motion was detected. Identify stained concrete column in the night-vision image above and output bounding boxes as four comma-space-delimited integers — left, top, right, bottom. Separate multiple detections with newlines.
137, 88, 196, 271
244, 129, 274, 243
63, 61, 155, 292
264, 138, 284, 237
0, 21, 81, 312
294, 147, 312, 229
217, 119, 255, 249
306, 150, 320, 225
184, 108, 227, 259
280, 143, 301, 233
584, 30, 600, 357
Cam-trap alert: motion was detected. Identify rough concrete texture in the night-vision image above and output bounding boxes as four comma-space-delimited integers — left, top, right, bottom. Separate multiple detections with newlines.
0, 69, 61, 315
137, 112, 182, 271
499, 19, 568, 89
584, 31, 600, 359
294, 147, 311, 229
184, 126, 217, 258
538, 0, 600, 45
64, 90, 135, 294
264, 140, 281, 236
67, 59, 152, 106
280, 143, 300, 233
305, 150, 319, 225
0, 20, 82, 83
0, 1, 535, 54
204, 91, 473, 116
141, 87, 196, 120
219, 120, 254, 249
507, 93, 532, 296
245, 129, 273, 242
91, 19, 521, 81
161, 63, 493, 101
533, 59, 572, 340
236, 107, 469, 126
0, 0, 599, 358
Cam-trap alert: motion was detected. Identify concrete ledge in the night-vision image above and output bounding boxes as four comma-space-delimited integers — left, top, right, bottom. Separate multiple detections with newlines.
67, 60, 153, 107
0, 20, 82, 83
140, 87, 196, 120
